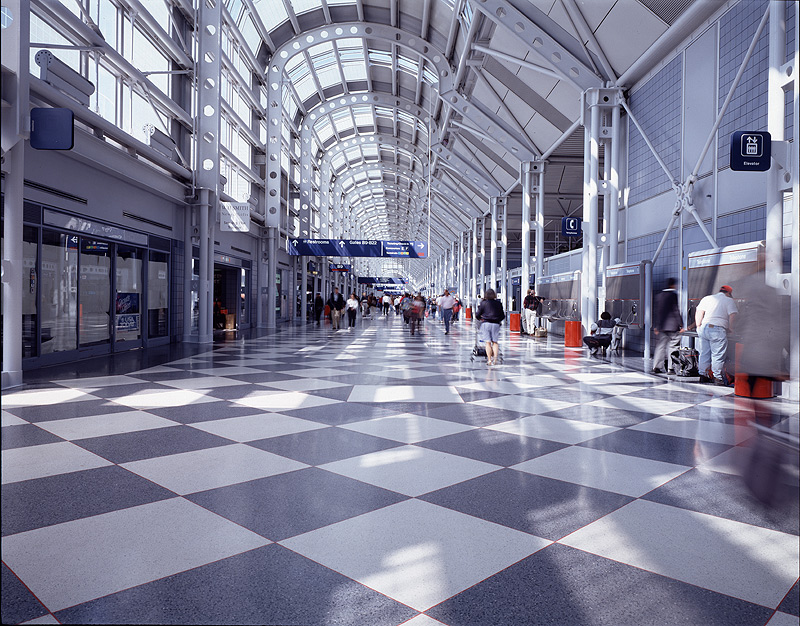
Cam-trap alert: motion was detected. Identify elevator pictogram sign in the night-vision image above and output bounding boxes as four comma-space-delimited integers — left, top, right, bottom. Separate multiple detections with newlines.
730, 131, 771, 172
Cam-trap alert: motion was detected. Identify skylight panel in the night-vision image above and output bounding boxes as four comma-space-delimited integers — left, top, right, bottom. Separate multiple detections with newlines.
342, 61, 367, 83
254, 0, 288, 31
397, 54, 418, 76
332, 114, 354, 134
293, 75, 317, 102
353, 106, 373, 128
289, 0, 324, 15
239, 14, 262, 55
368, 49, 392, 67
315, 65, 342, 89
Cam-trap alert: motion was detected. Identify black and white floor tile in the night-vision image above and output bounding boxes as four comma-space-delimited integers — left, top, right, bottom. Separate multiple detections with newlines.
2, 314, 798, 625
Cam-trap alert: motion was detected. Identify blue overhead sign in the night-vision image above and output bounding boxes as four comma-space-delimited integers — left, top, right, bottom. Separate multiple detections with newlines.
562, 217, 581, 238
383, 240, 427, 258
288, 239, 425, 258
358, 277, 408, 284
329, 263, 351, 272
730, 131, 771, 172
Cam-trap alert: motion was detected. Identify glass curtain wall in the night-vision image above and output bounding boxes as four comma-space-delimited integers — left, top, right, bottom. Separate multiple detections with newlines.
40, 230, 78, 356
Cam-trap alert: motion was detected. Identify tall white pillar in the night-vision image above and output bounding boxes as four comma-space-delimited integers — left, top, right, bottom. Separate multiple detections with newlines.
490, 197, 498, 293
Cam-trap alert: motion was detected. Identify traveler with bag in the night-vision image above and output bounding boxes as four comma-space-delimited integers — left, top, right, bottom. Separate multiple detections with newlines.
652, 278, 683, 373
475, 289, 505, 366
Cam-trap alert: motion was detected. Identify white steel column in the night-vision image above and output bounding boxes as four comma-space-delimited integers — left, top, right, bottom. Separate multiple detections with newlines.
183, 206, 194, 340
490, 197, 499, 293
1, 141, 24, 388
480, 217, 486, 295
198, 190, 212, 342
471, 218, 478, 305
609, 102, 622, 266
501, 197, 509, 312
521, 162, 534, 306
301, 259, 308, 322
534, 161, 546, 292
266, 227, 278, 329
581, 90, 601, 331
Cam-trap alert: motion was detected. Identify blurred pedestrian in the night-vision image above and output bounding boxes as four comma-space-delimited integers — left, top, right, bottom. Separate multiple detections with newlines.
652, 278, 683, 373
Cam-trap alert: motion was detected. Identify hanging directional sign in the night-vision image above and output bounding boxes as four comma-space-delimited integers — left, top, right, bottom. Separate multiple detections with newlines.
358, 277, 408, 284
730, 130, 771, 171
289, 239, 426, 258
562, 217, 582, 238
329, 263, 351, 272
383, 240, 427, 258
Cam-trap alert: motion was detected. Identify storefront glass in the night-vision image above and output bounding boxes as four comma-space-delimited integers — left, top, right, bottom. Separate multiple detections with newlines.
115, 245, 143, 343
79, 239, 112, 347
22, 226, 40, 358
148, 251, 169, 338
40, 230, 78, 355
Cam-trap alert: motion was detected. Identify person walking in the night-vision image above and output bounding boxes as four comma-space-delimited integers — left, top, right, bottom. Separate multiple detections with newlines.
475, 289, 505, 365
651, 278, 683, 373
313, 293, 324, 325
328, 287, 345, 330
409, 294, 425, 335
346, 293, 359, 329
696, 285, 738, 384
382, 293, 392, 315
439, 289, 456, 334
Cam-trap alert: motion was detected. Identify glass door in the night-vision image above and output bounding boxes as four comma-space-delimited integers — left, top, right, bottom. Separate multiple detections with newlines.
79, 239, 112, 352
114, 244, 144, 349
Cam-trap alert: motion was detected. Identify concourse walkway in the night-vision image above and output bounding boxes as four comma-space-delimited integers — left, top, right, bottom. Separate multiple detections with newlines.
2, 315, 799, 625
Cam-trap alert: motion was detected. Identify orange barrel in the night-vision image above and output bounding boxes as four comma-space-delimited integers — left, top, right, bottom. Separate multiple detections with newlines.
324, 304, 330, 317
734, 343, 773, 398
509, 312, 521, 332
564, 320, 582, 347
465, 307, 472, 320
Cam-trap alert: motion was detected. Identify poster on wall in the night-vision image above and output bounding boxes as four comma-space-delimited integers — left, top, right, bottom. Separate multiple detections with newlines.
115, 292, 141, 331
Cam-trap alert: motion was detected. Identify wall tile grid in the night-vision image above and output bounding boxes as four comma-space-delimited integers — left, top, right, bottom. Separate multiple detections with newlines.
627, 56, 682, 206
717, 0, 770, 169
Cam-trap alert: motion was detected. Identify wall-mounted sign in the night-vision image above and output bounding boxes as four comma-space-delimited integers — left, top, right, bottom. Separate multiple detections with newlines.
30, 107, 74, 150
730, 130, 771, 172
220, 202, 251, 232
562, 217, 581, 238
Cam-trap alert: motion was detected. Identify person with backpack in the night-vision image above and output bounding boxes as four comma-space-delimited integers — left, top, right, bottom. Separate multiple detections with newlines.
475, 289, 505, 365
652, 278, 683, 373
313, 293, 325, 325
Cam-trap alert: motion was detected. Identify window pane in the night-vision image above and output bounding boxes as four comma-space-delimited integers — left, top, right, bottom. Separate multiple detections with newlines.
80, 239, 111, 347
40, 230, 79, 355
148, 251, 169, 338
22, 226, 39, 358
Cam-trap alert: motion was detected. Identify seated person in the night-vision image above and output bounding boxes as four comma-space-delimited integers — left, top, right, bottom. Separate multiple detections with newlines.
583, 311, 617, 356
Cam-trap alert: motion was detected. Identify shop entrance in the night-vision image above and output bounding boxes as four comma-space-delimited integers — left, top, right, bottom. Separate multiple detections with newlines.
214, 265, 240, 330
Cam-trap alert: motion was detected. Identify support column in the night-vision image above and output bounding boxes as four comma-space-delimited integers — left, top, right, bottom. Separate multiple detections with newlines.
501, 197, 509, 312
490, 197, 499, 293
766, 1, 786, 286
1, 141, 24, 388
534, 162, 546, 293
266, 227, 278, 329
480, 218, 486, 295
183, 206, 194, 340
198, 189, 212, 342
581, 90, 601, 331
521, 162, 534, 307
194, 0, 222, 344
300, 258, 308, 323
450, 240, 456, 290
609, 102, 621, 266
471, 218, 478, 305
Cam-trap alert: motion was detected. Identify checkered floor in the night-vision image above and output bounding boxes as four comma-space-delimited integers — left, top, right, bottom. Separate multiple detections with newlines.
2, 314, 799, 626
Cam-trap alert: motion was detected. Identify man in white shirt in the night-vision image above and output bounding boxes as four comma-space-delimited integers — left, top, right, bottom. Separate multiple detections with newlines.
695, 285, 738, 384
382, 293, 392, 315
439, 290, 456, 334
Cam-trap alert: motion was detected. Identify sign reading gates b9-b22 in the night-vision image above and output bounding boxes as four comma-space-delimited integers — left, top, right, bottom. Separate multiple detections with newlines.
730, 131, 771, 172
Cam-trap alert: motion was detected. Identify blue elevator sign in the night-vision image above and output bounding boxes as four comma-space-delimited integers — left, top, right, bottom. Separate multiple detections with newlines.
562, 217, 582, 238
730, 131, 771, 172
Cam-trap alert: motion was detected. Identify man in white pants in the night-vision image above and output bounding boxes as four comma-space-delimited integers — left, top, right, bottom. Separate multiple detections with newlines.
522, 288, 539, 335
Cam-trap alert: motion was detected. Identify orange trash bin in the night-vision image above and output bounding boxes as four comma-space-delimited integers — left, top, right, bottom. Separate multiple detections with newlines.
734, 343, 774, 398
564, 320, 582, 347
509, 312, 521, 332
465, 307, 472, 320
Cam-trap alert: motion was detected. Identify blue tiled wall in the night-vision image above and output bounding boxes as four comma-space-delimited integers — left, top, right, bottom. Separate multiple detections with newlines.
627, 56, 682, 205
717, 0, 770, 169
